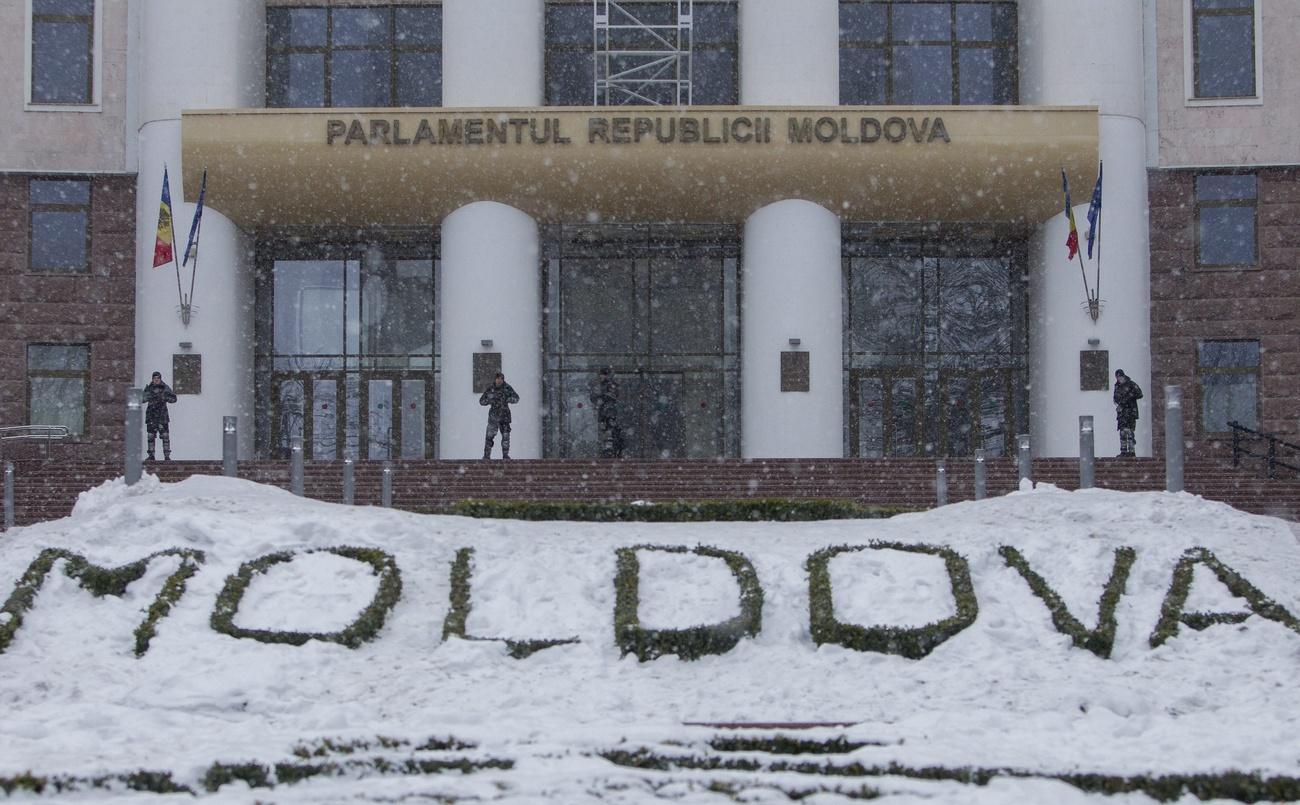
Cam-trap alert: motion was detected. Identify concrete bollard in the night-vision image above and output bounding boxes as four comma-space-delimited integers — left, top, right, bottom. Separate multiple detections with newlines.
125, 388, 143, 486
381, 462, 393, 507
342, 457, 355, 505
290, 436, 304, 496
1017, 434, 1032, 485
935, 460, 948, 507
973, 449, 986, 501
1165, 385, 1184, 493
222, 417, 238, 478
3, 461, 13, 531
1079, 415, 1095, 490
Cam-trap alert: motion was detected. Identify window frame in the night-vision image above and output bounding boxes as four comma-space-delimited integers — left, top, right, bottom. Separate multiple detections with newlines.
1195, 338, 1261, 436
839, 0, 1019, 106
1184, 0, 1263, 106
544, 0, 739, 107
1193, 171, 1258, 271
26, 343, 91, 437
266, 4, 443, 109
24, 0, 103, 111
28, 176, 92, 275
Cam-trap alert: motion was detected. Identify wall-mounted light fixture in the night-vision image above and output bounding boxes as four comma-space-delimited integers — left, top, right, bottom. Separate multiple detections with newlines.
788, 337, 801, 347
1087, 337, 1100, 348
179, 341, 193, 350
480, 339, 493, 348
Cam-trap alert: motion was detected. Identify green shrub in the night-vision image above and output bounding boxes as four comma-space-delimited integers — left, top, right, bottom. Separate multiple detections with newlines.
0, 548, 205, 657
999, 546, 1135, 659
807, 542, 977, 659
440, 548, 578, 658
614, 544, 764, 662
600, 748, 1300, 802
435, 499, 909, 522
210, 547, 402, 649
1150, 547, 1300, 648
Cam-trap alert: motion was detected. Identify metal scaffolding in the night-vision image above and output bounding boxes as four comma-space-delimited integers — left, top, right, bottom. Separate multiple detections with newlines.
594, 0, 693, 106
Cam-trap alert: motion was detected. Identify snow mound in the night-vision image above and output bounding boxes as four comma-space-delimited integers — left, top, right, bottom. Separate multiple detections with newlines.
1, 474, 1298, 802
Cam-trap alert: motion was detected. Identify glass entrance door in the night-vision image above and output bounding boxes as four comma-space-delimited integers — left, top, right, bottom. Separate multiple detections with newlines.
363, 375, 431, 459
849, 370, 924, 457
272, 373, 344, 459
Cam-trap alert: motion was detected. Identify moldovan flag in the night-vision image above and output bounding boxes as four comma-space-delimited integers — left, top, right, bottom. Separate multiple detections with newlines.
152, 167, 175, 268
1062, 169, 1080, 261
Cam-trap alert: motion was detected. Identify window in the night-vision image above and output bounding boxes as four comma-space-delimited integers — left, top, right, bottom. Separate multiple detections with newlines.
267, 5, 442, 108
29, 178, 90, 273
1195, 173, 1256, 268
1190, 0, 1257, 100
30, 0, 95, 105
840, 1, 1017, 105
1197, 340, 1258, 433
27, 345, 90, 436
545, 1, 738, 106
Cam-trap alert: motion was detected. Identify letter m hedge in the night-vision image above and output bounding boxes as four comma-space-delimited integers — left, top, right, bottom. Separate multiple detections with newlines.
0, 548, 205, 658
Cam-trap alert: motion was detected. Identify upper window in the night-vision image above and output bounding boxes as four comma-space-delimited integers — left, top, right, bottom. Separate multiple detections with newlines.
29, 178, 90, 273
30, 0, 95, 105
1197, 340, 1259, 433
840, 1, 1017, 105
1195, 173, 1257, 268
1190, 0, 1257, 100
27, 344, 90, 436
267, 5, 442, 108
546, 1, 738, 106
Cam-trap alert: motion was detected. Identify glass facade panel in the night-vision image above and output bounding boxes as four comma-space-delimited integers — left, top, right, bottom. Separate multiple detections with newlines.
1201, 374, 1258, 431
267, 5, 441, 107
31, 5, 93, 105
27, 344, 89, 436
839, 1, 1017, 105
1196, 173, 1257, 268
258, 242, 438, 459
544, 227, 739, 458
546, 1, 737, 106
1193, 2, 1256, 98
844, 234, 1027, 457
29, 179, 90, 273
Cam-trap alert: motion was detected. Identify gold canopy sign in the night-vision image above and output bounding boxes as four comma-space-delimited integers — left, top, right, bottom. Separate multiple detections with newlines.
181, 106, 1097, 228
323, 113, 952, 148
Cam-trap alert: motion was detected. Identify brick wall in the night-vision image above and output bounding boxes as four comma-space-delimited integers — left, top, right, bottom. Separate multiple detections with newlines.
1149, 167, 1300, 456
0, 174, 136, 461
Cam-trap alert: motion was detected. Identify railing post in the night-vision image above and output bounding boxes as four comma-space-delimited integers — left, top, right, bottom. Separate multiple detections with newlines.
222, 417, 238, 478
1230, 421, 1241, 468
342, 457, 355, 505
1165, 386, 1184, 493
1267, 437, 1277, 481
1079, 415, 1095, 490
3, 461, 13, 531
125, 387, 143, 486
935, 459, 948, 507
1017, 434, 1032, 485
381, 462, 393, 507
290, 436, 304, 497
973, 449, 986, 501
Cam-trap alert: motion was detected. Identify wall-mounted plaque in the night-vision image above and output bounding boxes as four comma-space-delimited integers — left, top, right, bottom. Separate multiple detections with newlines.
173, 353, 201, 395
473, 352, 502, 393
1080, 349, 1110, 391
781, 351, 810, 392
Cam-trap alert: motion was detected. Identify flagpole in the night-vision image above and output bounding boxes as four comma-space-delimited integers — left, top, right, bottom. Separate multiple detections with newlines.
1094, 200, 1102, 308
187, 201, 203, 304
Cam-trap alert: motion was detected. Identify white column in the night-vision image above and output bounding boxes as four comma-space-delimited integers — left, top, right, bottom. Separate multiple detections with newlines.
134, 0, 262, 459
439, 0, 543, 458
741, 202, 843, 458
739, 0, 841, 457
439, 203, 542, 459
1020, 0, 1151, 457
442, 0, 544, 107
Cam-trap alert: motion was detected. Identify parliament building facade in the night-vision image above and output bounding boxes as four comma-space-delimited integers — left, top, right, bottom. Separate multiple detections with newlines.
2, 0, 1295, 463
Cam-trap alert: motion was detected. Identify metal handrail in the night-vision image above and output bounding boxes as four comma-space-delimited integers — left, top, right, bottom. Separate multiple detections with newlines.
0, 425, 70, 460
1227, 421, 1300, 480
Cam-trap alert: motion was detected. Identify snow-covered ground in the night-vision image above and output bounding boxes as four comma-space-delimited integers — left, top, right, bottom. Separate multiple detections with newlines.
0, 475, 1298, 803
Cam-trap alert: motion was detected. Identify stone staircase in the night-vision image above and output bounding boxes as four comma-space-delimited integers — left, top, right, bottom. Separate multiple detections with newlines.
4, 455, 1299, 529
